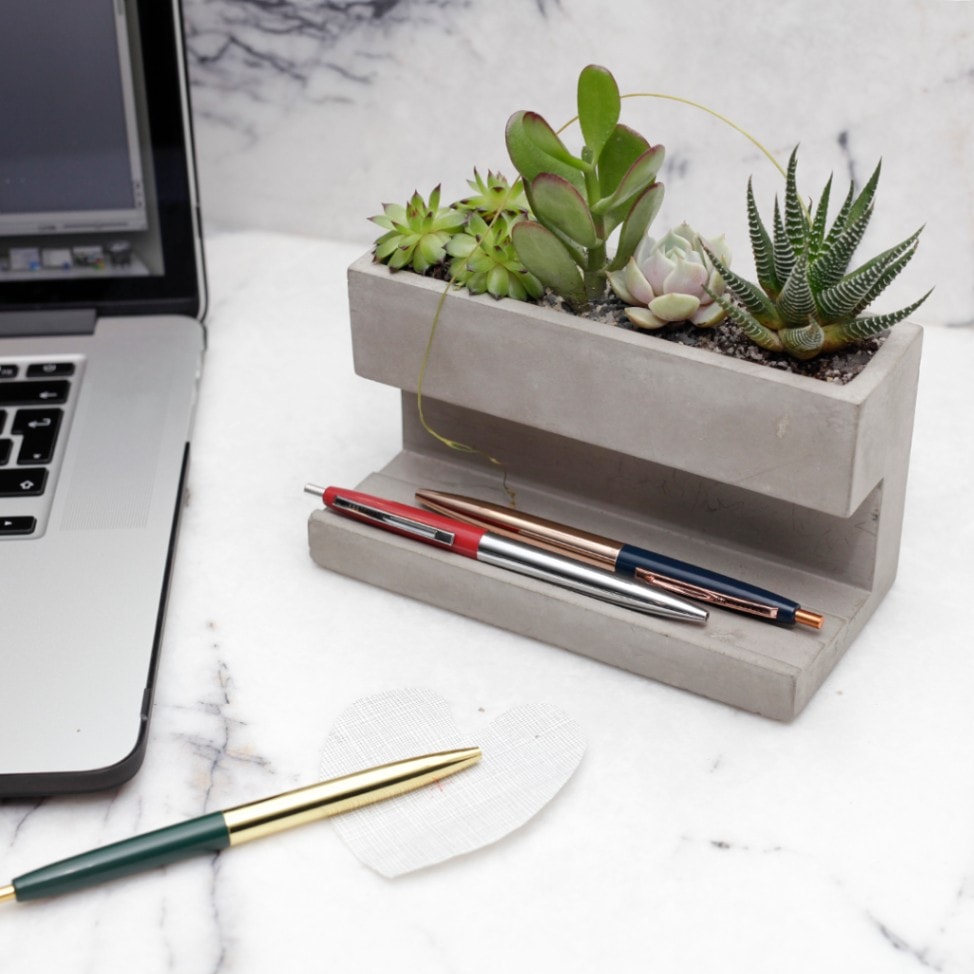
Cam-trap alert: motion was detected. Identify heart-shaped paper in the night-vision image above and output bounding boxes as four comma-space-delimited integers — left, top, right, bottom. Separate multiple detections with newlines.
319, 688, 585, 877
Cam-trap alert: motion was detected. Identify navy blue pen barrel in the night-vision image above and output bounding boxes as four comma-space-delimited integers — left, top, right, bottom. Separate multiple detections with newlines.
616, 544, 799, 626
13, 811, 231, 902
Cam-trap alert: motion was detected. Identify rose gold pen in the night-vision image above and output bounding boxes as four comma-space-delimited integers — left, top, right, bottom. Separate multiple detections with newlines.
416, 489, 824, 629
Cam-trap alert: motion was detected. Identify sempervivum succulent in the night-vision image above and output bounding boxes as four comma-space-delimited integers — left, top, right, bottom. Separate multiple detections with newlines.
446, 213, 543, 301
703, 147, 931, 360
455, 169, 531, 221
371, 186, 466, 273
607, 223, 731, 330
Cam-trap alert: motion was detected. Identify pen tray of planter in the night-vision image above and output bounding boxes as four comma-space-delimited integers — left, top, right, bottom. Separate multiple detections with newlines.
308, 67, 926, 720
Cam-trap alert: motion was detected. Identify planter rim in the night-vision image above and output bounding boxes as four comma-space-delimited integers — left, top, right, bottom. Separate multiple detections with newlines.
350, 252, 919, 405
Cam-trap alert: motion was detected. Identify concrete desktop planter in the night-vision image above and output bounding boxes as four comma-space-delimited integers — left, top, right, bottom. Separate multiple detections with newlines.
308, 253, 923, 719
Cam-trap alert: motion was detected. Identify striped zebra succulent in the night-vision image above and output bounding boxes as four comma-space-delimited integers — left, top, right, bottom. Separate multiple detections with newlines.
703, 148, 930, 360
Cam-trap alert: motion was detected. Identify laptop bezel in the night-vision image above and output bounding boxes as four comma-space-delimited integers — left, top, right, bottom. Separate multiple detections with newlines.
0, 0, 206, 321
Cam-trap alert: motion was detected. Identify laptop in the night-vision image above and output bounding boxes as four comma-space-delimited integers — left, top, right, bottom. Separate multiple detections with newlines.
0, 0, 206, 795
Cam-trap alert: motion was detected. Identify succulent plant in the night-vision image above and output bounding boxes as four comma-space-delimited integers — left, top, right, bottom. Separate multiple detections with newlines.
371, 173, 541, 301
506, 64, 665, 311
455, 169, 531, 221
703, 148, 931, 360
446, 212, 543, 301
607, 223, 731, 330
371, 186, 466, 273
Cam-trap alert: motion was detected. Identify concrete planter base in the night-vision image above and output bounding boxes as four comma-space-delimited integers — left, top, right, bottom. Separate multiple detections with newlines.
308, 254, 923, 719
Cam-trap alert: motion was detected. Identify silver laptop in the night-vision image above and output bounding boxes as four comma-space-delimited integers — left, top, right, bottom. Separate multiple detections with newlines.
0, 0, 206, 795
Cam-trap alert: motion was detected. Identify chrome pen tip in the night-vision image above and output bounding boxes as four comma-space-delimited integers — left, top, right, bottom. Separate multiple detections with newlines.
304, 483, 327, 498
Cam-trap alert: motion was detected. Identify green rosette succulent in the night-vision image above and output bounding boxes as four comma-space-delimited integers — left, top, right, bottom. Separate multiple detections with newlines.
371, 173, 541, 300
703, 148, 931, 360
607, 223, 730, 330
506, 64, 665, 311
455, 169, 531, 221
446, 213, 543, 301
371, 185, 466, 273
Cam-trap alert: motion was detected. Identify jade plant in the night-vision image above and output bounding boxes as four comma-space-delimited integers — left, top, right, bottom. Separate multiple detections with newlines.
702, 147, 930, 360
506, 64, 664, 311
607, 223, 731, 330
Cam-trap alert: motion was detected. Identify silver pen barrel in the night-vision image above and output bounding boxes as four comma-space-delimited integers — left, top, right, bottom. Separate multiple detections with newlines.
477, 534, 708, 624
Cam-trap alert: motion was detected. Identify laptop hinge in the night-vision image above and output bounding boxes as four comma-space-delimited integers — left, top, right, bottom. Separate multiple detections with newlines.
0, 309, 97, 338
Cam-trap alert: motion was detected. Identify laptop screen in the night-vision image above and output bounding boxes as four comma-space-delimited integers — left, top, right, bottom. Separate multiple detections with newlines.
0, 0, 203, 317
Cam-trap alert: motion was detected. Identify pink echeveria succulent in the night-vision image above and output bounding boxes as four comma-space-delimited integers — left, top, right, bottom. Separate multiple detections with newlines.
607, 223, 731, 330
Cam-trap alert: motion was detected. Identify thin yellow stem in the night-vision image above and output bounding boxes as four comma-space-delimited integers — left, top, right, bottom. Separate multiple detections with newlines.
620, 92, 787, 179
414, 224, 517, 501
558, 92, 785, 180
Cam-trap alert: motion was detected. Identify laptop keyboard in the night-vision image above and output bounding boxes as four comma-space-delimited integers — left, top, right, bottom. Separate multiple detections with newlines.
0, 358, 81, 538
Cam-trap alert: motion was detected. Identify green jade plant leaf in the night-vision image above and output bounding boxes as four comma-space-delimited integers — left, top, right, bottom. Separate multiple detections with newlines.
703, 147, 931, 360
506, 64, 665, 310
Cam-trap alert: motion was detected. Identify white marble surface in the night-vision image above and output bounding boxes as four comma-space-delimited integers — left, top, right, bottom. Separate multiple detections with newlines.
1, 230, 973, 972
183, 0, 974, 327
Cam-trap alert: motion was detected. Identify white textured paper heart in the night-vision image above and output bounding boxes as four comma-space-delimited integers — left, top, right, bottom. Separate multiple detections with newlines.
320, 688, 585, 877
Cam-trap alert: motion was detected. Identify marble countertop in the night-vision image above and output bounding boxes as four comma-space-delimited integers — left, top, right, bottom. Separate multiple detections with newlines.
2, 230, 972, 973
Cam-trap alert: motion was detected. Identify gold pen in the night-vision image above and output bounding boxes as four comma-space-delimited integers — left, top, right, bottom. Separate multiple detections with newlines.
1, 747, 481, 904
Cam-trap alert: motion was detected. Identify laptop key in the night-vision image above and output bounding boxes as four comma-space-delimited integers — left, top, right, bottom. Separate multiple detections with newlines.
25, 363, 76, 378
12, 409, 62, 464
0, 365, 18, 379
0, 440, 11, 466
0, 380, 70, 406
0, 468, 48, 496
1, 516, 36, 536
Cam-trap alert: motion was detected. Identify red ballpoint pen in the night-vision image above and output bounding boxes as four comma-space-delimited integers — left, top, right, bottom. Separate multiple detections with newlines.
305, 484, 708, 624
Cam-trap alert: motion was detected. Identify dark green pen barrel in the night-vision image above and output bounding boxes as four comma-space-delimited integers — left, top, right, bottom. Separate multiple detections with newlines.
13, 811, 230, 902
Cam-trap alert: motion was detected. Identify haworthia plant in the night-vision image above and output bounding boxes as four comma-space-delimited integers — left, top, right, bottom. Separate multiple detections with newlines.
703, 148, 931, 360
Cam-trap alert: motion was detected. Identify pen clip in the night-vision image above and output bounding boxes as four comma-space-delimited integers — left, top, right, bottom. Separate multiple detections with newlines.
331, 495, 456, 546
633, 567, 779, 620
